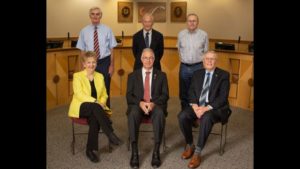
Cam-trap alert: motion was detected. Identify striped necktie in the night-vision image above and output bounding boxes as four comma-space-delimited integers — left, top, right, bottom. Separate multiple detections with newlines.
199, 72, 211, 106
94, 26, 100, 59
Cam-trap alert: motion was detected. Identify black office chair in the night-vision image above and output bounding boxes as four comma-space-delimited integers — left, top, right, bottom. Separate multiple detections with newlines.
193, 108, 232, 155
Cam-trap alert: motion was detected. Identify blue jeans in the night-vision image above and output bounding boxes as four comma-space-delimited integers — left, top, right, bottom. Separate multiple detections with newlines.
179, 63, 203, 110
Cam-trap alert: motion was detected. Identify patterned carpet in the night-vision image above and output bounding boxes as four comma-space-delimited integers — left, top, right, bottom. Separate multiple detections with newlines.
47, 97, 253, 169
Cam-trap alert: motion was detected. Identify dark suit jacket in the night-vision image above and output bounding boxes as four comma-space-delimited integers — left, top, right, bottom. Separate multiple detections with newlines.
189, 67, 231, 123
132, 29, 164, 70
126, 68, 169, 116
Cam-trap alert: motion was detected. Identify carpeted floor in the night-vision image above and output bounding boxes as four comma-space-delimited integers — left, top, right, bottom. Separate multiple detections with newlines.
47, 97, 253, 169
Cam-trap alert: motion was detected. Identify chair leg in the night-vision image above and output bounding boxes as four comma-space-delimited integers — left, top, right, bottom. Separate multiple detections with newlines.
127, 136, 131, 151
99, 129, 112, 153
108, 141, 112, 153
224, 124, 228, 152
162, 128, 166, 152
219, 123, 228, 156
71, 122, 75, 155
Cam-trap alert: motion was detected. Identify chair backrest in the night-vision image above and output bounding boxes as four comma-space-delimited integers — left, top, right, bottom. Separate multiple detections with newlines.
221, 108, 232, 125
141, 116, 152, 124
71, 117, 88, 125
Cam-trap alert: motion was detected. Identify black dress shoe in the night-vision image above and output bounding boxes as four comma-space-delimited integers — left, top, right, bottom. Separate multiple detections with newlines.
130, 142, 139, 168
151, 151, 161, 168
86, 150, 99, 163
109, 133, 124, 146
151, 143, 161, 168
130, 152, 139, 168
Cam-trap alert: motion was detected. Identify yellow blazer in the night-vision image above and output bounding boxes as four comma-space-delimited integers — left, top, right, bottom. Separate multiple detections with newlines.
68, 70, 110, 118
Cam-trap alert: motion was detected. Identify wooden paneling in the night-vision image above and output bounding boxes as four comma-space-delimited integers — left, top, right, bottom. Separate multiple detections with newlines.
47, 37, 253, 111
46, 53, 57, 110
47, 49, 80, 111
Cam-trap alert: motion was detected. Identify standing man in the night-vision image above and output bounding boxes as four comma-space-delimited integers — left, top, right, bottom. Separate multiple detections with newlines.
177, 13, 209, 110
132, 13, 164, 71
126, 48, 169, 168
178, 51, 231, 168
76, 7, 117, 107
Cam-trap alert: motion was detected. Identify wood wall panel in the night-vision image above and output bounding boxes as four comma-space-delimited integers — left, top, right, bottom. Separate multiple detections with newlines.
160, 49, 180, 97
46, 53, 57, 110
47, 50, 81, 111
47, 37, 253, 111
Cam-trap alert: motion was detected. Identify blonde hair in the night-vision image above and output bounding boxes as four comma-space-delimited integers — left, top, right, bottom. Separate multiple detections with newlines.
81, 51, 97, 63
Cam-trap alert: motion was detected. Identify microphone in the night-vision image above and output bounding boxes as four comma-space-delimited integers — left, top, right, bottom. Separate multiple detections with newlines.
237, 36, 241, 51
122, 31, 124, 39
67, 32, 70, 40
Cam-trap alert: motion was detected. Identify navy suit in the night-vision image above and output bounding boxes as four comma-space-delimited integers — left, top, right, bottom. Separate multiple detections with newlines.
178, 67, 231, 149
132, 29, 164, 70
126, 68, 169, 143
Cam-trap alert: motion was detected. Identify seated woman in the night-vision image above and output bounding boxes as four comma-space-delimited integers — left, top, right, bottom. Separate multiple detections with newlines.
68, 51, 123, 163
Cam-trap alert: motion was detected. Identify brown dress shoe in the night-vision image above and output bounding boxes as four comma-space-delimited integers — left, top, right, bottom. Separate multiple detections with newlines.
188, 154, 201, 169
181, 145, 195, 159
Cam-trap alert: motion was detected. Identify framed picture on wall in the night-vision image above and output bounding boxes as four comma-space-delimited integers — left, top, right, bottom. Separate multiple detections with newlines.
171, 2, 187, 22
118, 2, 133, 22
137, 2, 166, 22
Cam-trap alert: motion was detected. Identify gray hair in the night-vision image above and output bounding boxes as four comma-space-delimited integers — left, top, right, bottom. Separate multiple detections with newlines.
89, 7, 102, 16
203, 50, 218, 59
141, 48, 155, 58
142, 13, 154, 22
186, 13, 199, 22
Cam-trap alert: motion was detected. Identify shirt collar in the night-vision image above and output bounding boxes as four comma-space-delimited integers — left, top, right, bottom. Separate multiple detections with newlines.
143, 29, 152, 36
206, 69, 215, 76
92, 24, 101, 29
142, 67, 153, 74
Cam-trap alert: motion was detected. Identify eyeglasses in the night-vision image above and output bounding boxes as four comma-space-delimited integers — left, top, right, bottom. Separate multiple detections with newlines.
142, 57, 154, 61
204, 57, 216, 61
188, 20, 197, 23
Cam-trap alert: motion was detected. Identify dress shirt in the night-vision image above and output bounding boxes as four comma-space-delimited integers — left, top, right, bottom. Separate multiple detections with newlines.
77, 24, 117, 59
177, 28, 209, 64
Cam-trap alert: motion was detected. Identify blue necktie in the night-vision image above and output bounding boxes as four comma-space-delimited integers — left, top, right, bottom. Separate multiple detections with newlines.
145, 32, 149, 48
199, 72, 211, 106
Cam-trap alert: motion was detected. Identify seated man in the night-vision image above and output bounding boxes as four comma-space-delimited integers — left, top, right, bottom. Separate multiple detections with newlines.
126, 48, 169, 168
178, 50, 231, 169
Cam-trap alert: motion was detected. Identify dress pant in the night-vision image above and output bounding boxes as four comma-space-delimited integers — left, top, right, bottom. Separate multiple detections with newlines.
127, 105, 165, 144
79, 102, 113, 151
179, 63, 202, 110
95, 56, 111, 107
177, 106, 221, 149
